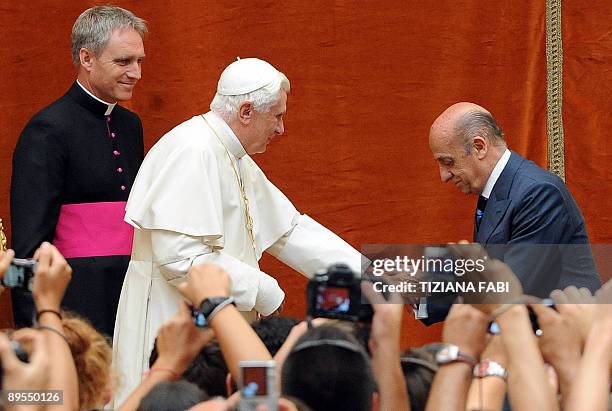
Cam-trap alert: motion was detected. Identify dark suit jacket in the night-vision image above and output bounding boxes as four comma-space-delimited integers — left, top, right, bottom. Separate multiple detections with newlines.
474, 151, 600, 295
421, 151, 601, 325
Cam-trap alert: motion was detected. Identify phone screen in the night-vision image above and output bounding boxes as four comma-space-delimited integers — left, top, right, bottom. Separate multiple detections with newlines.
242, 366, 268, 396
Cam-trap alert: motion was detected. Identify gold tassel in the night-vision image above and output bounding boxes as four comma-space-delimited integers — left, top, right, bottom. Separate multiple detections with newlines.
0, 218, 7, 252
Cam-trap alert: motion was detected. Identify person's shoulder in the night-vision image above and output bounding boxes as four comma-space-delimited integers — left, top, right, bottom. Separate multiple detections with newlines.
510, 157, 579, 215
159, 115, 213, 146
23, 92, 74, 128
513, 154, 568, 192
16, 93, 76, 146
114, 104, 142, 124
147, 115, 217, 160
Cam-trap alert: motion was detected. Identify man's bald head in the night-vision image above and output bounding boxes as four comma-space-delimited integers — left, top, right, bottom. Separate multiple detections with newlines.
430, 102, 505, 151
429, 102, 507, 195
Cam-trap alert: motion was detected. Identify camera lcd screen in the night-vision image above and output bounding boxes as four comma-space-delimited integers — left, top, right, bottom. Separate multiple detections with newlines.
242, 366, 268, 395
315, 285, 350, 314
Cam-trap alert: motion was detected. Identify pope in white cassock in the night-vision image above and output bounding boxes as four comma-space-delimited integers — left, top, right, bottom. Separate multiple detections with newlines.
112, 58, 366, 404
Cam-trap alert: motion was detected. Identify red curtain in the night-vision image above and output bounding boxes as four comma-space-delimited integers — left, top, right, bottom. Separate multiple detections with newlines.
1, 1, 610, 346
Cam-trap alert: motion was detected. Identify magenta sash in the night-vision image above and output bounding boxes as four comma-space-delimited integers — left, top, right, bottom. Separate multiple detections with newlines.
53, 202, 133, 258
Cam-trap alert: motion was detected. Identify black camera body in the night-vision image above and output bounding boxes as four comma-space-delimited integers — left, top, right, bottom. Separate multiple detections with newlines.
306, 263, 372, 323
1, 258, 36, 291
488, 298, 556, 336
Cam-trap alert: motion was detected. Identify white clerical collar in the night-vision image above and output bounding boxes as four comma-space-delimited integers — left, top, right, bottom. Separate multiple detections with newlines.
481, 149, 511, 199
207, 112, 247, 159
76, 80, 117, 115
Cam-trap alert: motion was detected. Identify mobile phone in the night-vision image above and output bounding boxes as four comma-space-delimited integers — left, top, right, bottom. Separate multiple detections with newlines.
237, 360, 277, 411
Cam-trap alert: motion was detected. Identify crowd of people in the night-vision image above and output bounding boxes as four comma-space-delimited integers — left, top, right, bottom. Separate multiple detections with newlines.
0, 243, 610, 410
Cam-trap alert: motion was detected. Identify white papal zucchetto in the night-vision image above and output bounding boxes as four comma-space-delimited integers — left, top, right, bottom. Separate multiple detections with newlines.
216, 57, 280, 96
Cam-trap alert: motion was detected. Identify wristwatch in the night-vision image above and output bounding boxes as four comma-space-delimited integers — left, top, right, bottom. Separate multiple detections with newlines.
473, 360, 508, 381
435, 344, 478, 367
198, 296, 235, 324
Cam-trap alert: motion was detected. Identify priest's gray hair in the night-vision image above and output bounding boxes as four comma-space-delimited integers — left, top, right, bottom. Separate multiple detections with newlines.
210, 72, 290, 122
71, 5, 147, 67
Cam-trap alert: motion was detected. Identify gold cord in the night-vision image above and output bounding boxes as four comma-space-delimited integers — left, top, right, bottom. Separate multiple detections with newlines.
202, 116, 257, 252
546, 0, 565, 180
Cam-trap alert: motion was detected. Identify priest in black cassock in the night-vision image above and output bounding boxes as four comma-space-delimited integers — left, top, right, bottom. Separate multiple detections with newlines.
10, 5, 147, 336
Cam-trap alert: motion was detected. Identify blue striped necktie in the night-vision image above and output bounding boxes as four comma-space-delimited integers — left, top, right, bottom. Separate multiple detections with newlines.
475, 195, 488, 230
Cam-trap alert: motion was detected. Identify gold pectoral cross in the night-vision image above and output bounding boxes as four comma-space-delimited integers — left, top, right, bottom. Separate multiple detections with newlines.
243, 196, 256, 251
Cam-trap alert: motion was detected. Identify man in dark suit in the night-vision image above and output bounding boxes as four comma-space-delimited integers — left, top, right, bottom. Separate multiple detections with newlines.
428, 102, 601, 296
10, 5, 146, 335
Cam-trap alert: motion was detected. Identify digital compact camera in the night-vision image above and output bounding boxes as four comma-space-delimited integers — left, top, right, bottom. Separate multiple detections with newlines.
1, 258, 36, 291
306, 263, 373, 323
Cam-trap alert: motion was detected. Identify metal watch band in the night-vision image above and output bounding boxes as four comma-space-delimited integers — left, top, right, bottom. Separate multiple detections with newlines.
435, 344, 478, 367
473, 360, 508, 381
456, 352, 478, 367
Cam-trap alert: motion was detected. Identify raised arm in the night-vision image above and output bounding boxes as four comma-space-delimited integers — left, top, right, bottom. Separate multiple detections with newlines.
565, 280, 612, 411
177, 263, 272, 381
118, 303, 213, 411
30, 243, 79, 411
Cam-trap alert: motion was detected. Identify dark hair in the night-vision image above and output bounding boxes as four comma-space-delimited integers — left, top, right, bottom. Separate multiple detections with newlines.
401, 346, 439, 411
281, 324, 376, 411
137, 380, 207, 411
251, 316, 299, 356
149, 338, 229, 398
455, 110, 505, 153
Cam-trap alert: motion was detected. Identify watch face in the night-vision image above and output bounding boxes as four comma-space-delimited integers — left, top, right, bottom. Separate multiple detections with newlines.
436, 345, 459, 363
192, 307, 208, 328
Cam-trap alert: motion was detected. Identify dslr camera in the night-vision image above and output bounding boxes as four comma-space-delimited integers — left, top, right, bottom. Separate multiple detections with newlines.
306, 263, 373, 323
1, 258, 36, 291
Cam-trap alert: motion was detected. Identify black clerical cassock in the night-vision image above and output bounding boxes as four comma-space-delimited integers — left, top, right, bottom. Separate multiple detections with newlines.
10, 81, 144, 336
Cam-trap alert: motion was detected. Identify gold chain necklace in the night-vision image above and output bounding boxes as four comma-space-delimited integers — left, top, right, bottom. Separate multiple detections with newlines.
202, 115, 256, 252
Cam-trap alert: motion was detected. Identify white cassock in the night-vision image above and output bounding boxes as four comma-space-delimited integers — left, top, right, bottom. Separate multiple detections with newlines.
112, 111, 365, 405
